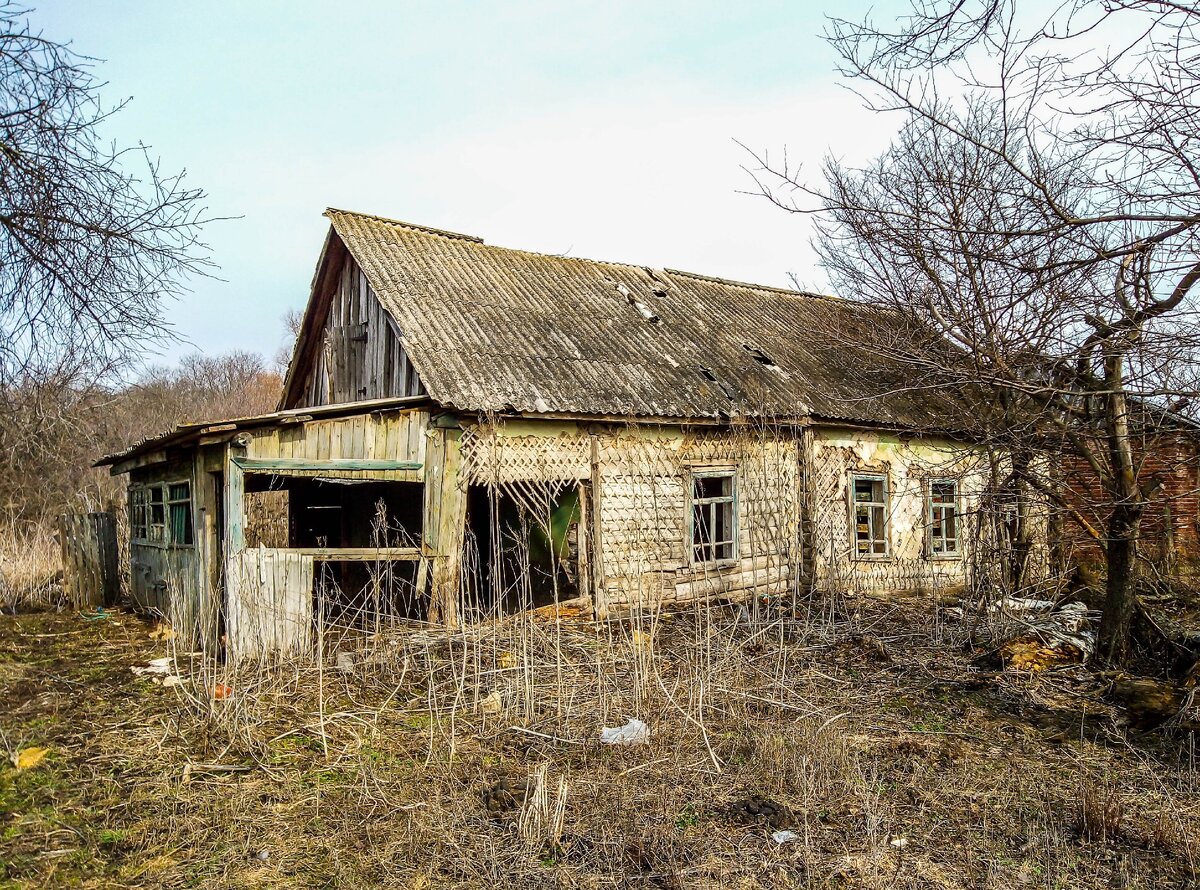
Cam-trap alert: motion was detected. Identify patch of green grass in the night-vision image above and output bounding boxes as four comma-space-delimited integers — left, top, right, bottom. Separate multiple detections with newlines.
674, 804, 700, 832
97, 827, 129, 849
912, 715, 948, 733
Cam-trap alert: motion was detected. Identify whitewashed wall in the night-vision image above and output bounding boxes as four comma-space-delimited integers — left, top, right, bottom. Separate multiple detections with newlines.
807, 427, 989, 594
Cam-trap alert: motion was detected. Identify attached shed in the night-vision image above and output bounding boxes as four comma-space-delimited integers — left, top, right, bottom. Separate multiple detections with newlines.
98, 208, 1024, 656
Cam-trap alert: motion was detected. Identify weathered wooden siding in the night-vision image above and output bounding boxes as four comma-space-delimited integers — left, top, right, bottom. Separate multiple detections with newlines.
297, 253, 424, 408
807, 428, 985, 593
126, 458, 206, 637
460, 421, 801, 613
242, 409, 427, 480
226, 548, 314, 658
59, 512, 119, 608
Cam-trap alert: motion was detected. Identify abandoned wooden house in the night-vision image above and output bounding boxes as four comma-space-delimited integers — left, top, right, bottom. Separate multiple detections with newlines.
98, 208, 1029, 656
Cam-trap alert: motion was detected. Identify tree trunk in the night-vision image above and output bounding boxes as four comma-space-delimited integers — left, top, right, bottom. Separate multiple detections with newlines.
1096, 350, 1143, 666
1008, 452, 1033, 593
1099, 503, 1141, 664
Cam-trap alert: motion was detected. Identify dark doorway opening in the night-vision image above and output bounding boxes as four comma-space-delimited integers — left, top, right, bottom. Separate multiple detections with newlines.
462, 481, 586, 617
240, 474, 427, 623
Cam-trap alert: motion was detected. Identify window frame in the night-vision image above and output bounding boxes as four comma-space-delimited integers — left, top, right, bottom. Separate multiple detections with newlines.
849, 473, 890, 559
688, 468, 739, 567
129, 478, 195, 549
926, 478, 962, 559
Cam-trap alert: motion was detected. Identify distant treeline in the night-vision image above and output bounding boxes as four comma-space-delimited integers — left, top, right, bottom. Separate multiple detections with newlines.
0, 351, 283, 525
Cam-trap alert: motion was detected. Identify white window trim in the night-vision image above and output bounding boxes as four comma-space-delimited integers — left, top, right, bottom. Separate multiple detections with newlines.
688, 468, 739, 567
926, 478, 962, 560
849, 472, 890, 559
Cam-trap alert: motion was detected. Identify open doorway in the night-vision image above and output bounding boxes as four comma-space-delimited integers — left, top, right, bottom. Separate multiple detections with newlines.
462, 480, 588, 617
241, 473, 427, 623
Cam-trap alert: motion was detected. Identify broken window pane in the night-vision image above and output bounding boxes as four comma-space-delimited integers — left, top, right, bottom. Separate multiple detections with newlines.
928, 480, 959, 556
168, 481, 194, 547
852, 476, 888, 556
129, 487, 148, 541
691, 471, 736, 563
147, 485, 166, 544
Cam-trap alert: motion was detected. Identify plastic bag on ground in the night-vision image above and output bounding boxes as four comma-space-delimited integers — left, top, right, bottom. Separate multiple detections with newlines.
600, 717, 650, 745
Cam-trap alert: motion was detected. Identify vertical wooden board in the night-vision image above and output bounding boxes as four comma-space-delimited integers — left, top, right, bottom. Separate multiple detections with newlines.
328, 419, 342, 460
315, 423, 331, 461
409, 413, 424, 463
225, 460, 245, 555
423, 428, 446, 554
428, 428, 464, 628
384, 414, 401, 460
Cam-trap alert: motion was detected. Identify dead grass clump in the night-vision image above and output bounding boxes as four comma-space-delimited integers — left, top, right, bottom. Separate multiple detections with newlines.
0, 519, 61, 611
1073, 780, 1125, 846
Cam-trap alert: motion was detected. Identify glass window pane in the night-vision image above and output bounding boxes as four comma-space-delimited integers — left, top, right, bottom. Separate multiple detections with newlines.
170, 502, 193, 545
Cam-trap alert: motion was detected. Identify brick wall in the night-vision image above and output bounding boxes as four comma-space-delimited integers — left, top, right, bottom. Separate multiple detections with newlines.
1058, 431, 1200, 566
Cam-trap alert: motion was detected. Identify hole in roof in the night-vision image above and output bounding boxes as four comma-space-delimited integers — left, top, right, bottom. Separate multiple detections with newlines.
743, 343, 780, 369
698, 367, 718, 382
614, 282, 661, 325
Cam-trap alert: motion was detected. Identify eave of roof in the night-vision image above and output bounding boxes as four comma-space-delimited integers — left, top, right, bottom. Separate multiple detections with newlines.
95, 394, 433, 470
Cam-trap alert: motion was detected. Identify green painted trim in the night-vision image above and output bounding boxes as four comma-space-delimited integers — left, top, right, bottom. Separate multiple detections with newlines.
231, 457, 423, 473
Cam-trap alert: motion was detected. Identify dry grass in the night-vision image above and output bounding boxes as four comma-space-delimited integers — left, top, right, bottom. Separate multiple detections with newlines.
3, 595, 1200, 888
0, 520, 62, 612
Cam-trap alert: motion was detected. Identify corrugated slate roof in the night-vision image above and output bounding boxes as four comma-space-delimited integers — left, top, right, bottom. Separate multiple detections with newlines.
324, 208, 960, 427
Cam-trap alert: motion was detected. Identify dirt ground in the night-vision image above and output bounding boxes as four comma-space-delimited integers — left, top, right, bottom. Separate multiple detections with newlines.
2, 596, 1199, 889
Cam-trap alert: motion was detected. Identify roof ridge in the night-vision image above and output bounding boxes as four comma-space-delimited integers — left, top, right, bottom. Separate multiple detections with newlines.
325, 207, 484, 243
662, 267, 830, 300
329, 206, 846, 304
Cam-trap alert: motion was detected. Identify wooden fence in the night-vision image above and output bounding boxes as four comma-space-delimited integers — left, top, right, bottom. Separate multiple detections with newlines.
59, 512, 120, 608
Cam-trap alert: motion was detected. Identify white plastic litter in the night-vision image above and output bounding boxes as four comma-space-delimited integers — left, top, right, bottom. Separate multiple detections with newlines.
772, 830, 800, 844
131, 657, 173, 676
600, 717, 650, 745
989, 597, 1056, 613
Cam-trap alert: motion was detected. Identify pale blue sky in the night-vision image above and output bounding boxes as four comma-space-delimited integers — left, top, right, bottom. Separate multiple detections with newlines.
42, 1, 904, 364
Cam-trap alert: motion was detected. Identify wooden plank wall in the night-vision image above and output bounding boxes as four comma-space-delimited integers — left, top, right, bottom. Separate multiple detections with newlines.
129, 543, 203, 625
299, 254, 424, 408
219, 408, 434, 653
459, 422, 802, 615
226, 548, 314, 659
59, 512, 119, 608
244, 409, 427, 480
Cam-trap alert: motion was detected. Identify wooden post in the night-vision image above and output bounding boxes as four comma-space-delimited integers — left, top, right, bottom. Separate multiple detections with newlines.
424, 425, 466, 627
589, 434, 608, 618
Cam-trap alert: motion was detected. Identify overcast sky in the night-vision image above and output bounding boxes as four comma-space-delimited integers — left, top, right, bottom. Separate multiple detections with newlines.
43, 1, 909, 365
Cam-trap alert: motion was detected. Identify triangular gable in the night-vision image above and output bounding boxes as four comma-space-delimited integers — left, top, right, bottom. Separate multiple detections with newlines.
280, 225, 424, 409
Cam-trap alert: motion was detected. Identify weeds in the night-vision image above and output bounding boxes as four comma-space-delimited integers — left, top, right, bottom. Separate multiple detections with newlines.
3, 595, 1200, 887
0, 519, 61, 612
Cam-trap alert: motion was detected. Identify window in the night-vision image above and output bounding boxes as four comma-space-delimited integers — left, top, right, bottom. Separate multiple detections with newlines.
129, 480, 193, 547
851, 475, 888, 557
928, 480, 960, 557
147, 485, 166, 543
129, 487, 148, 540
168, 481, 194, 546
691, 470, 737, 564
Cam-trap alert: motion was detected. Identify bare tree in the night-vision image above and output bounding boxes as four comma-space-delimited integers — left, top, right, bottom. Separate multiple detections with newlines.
0, 2, 210, 386
749, 0, 1200, 664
